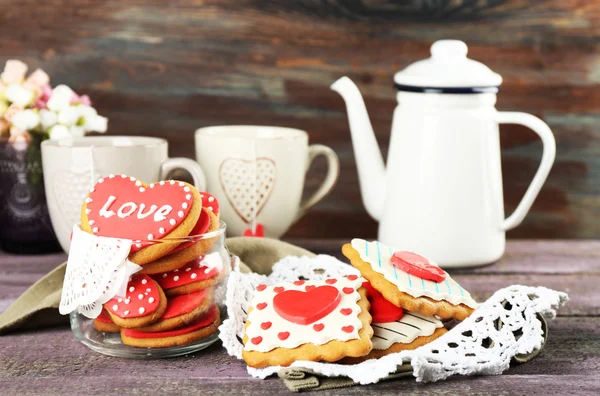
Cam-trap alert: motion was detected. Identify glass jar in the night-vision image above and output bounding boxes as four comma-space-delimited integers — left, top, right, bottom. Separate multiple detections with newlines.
70, 222, 229, 358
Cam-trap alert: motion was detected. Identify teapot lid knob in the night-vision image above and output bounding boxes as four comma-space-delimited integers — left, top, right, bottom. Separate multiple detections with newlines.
431, 40, 468, 60
394, 39, 502, 89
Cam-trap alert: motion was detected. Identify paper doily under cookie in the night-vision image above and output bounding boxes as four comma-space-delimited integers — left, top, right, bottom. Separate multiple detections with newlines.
218, 254, 568, 384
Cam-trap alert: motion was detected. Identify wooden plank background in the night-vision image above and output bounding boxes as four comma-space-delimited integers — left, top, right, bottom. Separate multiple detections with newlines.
1, 0, 598, 239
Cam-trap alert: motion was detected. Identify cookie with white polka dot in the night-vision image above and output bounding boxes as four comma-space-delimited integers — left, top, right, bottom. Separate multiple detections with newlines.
133, 288, 214, 333
80, 174, 202, 265
104, 274, 168, 329
120, 305, 221, 348
138, 203, 220, 275
152, 254, 228, 297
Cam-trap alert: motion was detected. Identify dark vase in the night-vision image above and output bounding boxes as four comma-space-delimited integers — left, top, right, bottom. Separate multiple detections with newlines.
0, 134, 61, 254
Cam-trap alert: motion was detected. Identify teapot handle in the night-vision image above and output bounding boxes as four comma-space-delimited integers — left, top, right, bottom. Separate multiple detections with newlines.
496, 112, 556, 231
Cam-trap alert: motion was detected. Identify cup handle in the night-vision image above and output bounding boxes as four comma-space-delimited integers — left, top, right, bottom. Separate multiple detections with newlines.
294, 144, 340, 222
160, 157, 207, 191
497, 112, 556, 231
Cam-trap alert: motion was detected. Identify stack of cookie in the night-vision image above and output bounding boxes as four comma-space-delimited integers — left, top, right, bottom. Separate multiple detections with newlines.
241, 238, 477, 368
77, 174, 226, 348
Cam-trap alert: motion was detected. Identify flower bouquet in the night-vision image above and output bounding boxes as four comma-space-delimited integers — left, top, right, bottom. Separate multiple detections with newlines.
0, 60, 108, 253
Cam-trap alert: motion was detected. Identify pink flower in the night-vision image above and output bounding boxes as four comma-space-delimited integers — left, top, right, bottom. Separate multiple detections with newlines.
70, 92, 92, 106
78, 95, 92, 106
33, 84, 53, 109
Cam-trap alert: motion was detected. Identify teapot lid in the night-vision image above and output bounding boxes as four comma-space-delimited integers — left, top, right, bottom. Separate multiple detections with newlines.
394, 40, 502, 91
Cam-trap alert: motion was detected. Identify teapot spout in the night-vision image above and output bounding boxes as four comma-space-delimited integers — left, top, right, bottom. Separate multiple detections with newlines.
331, 77, 386, 221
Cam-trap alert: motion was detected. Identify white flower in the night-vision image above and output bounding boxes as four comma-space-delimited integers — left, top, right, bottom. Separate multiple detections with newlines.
39, 109, 57, 130
48, 124, 71, 140
47, 85, 74, 112
57, 106, 80, 126
79, 106, 107, 133
4, 83, 34, 107
11, 109, 40, 131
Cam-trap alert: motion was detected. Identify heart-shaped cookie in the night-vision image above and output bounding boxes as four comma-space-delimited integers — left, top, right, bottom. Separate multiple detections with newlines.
273, 285, 341, 325
80, 174, 202, 264
219, 158, 275, 224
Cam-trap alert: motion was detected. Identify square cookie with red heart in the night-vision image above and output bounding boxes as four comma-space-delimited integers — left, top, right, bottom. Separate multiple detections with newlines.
343, 239, 477, 321
241, 276, 374, 368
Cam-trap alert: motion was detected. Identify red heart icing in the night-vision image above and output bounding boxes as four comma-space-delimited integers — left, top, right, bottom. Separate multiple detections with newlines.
305, 285, 316, 291
256, 284, 267, 292
278, 331, 290, 340
166, 208, 211, 254
122, 306, 216, 339
251, 336, 263, 345
161, 289, 210, 319
200, 192, 219, 215
313, 323, 324, 332
85, 176, 195, 250
342, 287, 354, 294
153, 256, 220, 290
347, 275, 358, 281
340, 308, 352, 316
257, 303, 267, 310
293, 280, 305, 286
261, 322, 272, 330
362, 282, 404, 323
325, 279, 337, 284
105, 275, 160, 319
273, 287, 285, 293
273, 285, 341, 325
391, 251, 447, 283
342, 325, 354, 333
243, 223, 264, 237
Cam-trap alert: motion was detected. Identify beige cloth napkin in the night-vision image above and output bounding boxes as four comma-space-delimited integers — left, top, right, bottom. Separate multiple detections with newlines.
0, 237, 546, 392
0, 237, 314, 334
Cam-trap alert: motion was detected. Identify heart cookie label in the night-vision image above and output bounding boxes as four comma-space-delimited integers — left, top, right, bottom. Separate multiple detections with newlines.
273, 285, 341, 325
84, 175, 195, 245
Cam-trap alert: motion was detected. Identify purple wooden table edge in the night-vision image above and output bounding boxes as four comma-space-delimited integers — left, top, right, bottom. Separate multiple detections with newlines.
0, 239, 599, 395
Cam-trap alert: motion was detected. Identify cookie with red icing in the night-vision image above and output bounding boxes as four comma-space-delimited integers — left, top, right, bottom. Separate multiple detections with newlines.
93, 309, 121, 333
342, 239, 477, 321
151, 252, 227, 296
104, 274, 167, 329
241, 277, 374, 368
133, 288, 214, 332
80, 175, 203, 265
139, 194, 221, 275
120, 305, 221, 348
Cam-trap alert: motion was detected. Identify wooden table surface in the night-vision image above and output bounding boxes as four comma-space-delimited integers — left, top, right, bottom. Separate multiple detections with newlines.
0, 239, 598, 395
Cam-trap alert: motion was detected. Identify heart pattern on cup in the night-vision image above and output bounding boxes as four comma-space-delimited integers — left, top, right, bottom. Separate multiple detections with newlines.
219, 157, 276, 224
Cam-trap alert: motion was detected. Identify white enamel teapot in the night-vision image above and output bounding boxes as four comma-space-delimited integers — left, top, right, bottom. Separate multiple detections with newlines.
331, 40, 556, 267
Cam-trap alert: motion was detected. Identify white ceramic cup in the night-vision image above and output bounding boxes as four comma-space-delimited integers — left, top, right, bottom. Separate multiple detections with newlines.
41, 136, 206, 252
195, 126, 339, 238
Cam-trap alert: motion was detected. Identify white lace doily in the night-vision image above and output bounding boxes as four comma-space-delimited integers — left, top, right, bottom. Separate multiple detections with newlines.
59, 226, 139, 319
219, 255, 568, 384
